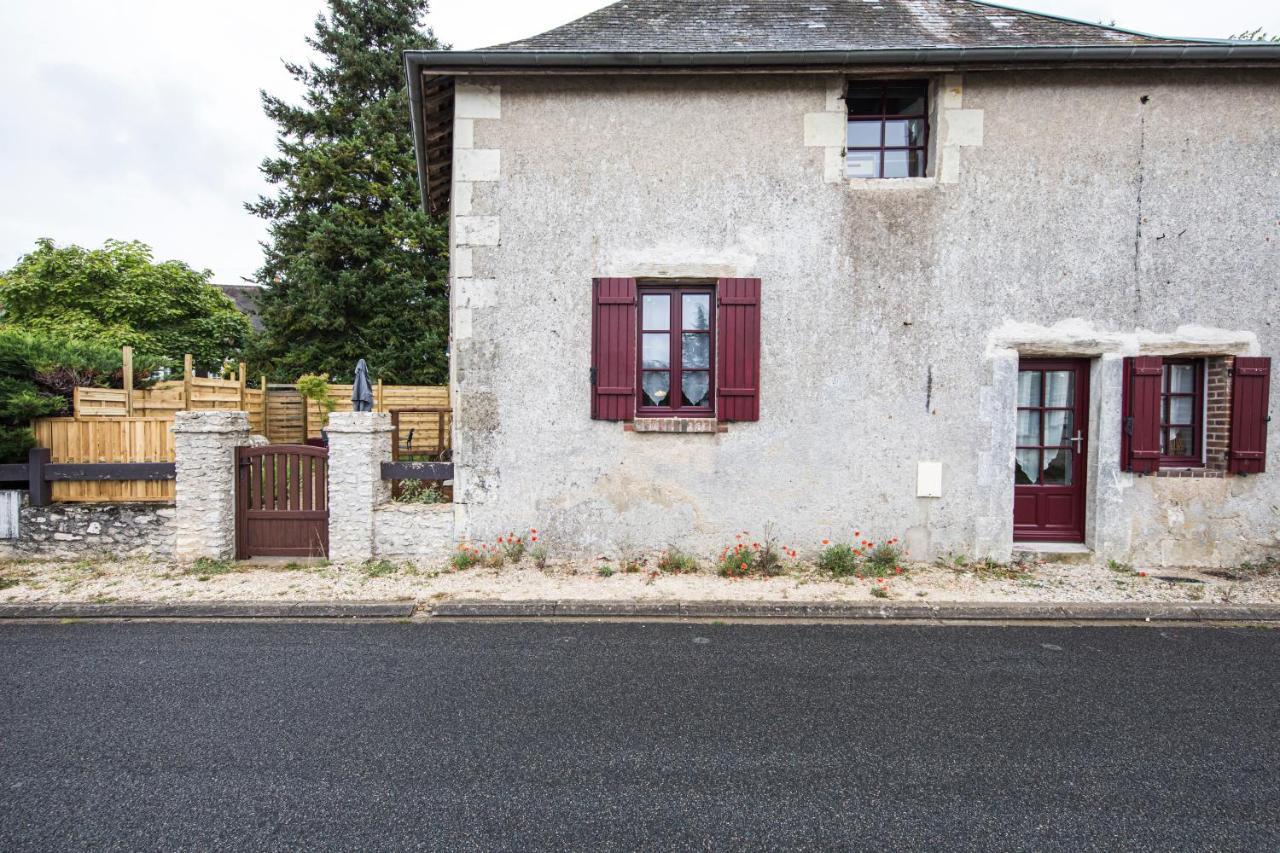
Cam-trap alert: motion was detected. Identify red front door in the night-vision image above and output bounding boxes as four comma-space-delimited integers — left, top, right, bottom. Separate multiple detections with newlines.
1014, 359, 1089, 542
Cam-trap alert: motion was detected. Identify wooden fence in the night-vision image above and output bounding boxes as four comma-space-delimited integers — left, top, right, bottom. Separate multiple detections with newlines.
66, 348, 448, 447
32, 418, 176, 503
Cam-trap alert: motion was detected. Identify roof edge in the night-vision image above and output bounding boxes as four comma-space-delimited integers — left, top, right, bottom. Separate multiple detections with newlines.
405, 43, 1280, 70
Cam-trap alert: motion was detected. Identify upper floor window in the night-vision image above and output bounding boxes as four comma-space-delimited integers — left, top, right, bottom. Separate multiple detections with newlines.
845, 81, 929, 179
638, 284, 715, 417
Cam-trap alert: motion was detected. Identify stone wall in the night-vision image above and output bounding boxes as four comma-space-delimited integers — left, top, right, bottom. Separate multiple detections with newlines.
373, 502, 454, 560
0, 503, 174, 560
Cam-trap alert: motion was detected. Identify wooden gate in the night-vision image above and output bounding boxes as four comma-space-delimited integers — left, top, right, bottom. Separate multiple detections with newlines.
235, 445, 329, 559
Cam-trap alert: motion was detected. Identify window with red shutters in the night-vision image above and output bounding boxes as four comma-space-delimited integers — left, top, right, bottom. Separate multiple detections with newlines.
590, 278, 637, 421
1229, 356, 1271, 475
591, 277, 760, 423
1121, 356, 1163, 474
716, 278, 761, 422
636, 283, 715, 417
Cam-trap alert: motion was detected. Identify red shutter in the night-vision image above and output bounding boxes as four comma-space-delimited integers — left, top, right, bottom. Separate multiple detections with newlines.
1229, 356, 1271, 474
716, 278, 761, 422
590, 277, 637, 421
1122, 355, 1162, 474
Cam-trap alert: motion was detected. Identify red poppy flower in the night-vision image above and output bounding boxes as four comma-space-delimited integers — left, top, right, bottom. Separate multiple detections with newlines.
822, 539, 830, 545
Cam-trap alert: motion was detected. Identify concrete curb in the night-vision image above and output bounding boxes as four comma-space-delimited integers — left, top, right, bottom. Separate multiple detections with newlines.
0, 601, 416, 620
430, 599, 1280, 622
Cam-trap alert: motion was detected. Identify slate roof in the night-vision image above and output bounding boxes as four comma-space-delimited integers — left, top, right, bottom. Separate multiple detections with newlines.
485, 0, 1200, 53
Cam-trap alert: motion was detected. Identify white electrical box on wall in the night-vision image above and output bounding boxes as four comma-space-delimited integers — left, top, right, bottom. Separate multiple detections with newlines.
916, 462, 942, 498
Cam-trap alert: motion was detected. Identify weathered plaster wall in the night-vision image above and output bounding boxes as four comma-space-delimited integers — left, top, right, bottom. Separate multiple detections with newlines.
0, 504, 174, 560
449, 69, 1280, 566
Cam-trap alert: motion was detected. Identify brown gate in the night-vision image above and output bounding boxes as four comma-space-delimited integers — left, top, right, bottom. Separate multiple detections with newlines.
235, 445, 328, 559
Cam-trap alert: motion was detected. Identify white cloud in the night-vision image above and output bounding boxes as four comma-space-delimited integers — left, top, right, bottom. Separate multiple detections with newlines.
1, 1, 1275, 283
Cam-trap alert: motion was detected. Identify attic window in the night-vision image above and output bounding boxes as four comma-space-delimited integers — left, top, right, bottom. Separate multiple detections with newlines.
845, 81, 929, 179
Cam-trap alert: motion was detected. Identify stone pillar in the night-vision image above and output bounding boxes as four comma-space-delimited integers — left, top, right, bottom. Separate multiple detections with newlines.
326, 412, 392, 563
173, 410, 249, 561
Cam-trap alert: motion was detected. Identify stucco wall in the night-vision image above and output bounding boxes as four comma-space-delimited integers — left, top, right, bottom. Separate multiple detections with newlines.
448, 69, 1280, 566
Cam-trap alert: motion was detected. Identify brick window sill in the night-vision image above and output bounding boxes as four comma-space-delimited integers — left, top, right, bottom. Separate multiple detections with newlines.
626, 418, 725, 434
1156, 467, 1225, 479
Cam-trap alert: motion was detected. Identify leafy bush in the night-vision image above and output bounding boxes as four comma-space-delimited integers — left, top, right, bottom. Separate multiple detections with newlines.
395, 480, 447, 504
361, 558, 397, 578
0, 238, 249, 371
863, 542, 904, 578
817, 544, 860, 577
450, 547, 482, 571
0, 329, 165, 462
717, 531, 792, 578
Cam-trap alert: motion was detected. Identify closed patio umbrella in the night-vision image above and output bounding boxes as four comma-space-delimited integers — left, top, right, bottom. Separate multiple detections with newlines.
352, 359, 374, 412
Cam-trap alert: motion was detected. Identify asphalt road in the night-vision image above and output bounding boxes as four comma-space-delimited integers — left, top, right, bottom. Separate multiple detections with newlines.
2, 621, 1277, 851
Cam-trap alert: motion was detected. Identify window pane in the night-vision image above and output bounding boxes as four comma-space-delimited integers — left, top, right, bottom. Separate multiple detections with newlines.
1017, 410, 1041, 446
884, 119, 926, 147
847, 120, 881, 147
884, 87, 926, 116
1044, 371, 1074, 407
641, 333, 669, 369
1167, 426, 1195, 457
846, 149, 880, 178
1017, 371, 1041, 406
1168, 396, 1194, 425
1167, 363, 1195, 393
1045, 411, 1073, 447
682, 294, 710, 330
641, 294, 669, 330
682, 333, 710, 369
845, 89, 883, 116
883, 150, 912, 178
641, 371, 670, 407
1015, 449, 1040, 485
682, 372, 710, 407
1042, 448, 1072, 485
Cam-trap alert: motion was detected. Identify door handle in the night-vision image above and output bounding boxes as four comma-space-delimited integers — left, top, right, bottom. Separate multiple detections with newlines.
1070, 431, 1085, 450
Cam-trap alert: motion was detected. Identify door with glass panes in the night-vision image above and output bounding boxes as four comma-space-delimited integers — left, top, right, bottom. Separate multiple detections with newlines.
1014, 359, 1090, 542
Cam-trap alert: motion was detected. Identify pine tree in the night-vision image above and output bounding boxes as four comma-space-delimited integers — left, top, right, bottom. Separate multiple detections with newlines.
247, 0, 448, 384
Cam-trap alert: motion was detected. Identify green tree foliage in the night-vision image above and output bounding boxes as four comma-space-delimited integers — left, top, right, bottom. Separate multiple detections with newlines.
0, 239, 251, 373
247, 0, 449, 385
0, 329, 162, 463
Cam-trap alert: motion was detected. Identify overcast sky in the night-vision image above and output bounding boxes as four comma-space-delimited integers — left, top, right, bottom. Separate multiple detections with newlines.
1, 0, 1275, 285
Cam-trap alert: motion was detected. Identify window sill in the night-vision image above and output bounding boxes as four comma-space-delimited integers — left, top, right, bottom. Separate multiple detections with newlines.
1155, 467, 1224, 479
626, 418, 725, 434
844, 176, 937, 190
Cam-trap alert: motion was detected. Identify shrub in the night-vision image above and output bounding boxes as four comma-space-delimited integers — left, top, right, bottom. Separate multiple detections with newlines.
657, 549, 699, 574
184, 557, 236, 576
530, 543, 549, 570
862, 542, 904, 578
597, 564, 615, 578
870, 585, 891, 599
817, 544, 860, 577
450, 546, 482, 571
361, 558, 397, 578
716, 531, 794, 578
396, 481, 447, 504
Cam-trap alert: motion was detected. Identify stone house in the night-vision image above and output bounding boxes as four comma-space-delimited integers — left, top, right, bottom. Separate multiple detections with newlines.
404, 0, 1279, 566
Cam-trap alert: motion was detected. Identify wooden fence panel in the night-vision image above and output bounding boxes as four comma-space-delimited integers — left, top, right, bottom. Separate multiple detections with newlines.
32, 418, 175, 502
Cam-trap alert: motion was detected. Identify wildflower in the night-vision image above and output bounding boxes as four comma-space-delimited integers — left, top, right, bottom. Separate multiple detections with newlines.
1138, 571, 1147, 577
740, 562, 747, 570
531, 528, 538, 534
822, 539, 830, 545
894, 566, 903, 574
531, 536, 539, 542
854, 530, 860, 537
